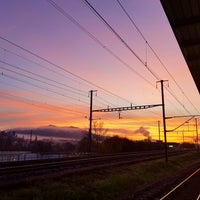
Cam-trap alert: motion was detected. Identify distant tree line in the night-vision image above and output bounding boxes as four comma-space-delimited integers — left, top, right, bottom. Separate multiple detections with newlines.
76, 135, 196, 153
0, 130, 196, 154
0, 131, 75, 153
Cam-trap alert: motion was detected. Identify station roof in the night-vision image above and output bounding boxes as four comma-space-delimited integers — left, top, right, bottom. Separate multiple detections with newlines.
160, 0, 200, 93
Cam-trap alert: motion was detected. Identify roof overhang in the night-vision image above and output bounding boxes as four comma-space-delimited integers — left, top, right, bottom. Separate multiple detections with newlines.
160, 0, 200, 93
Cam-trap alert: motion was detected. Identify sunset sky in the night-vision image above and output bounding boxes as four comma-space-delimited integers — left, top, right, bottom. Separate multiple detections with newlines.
0, 0, 199, 143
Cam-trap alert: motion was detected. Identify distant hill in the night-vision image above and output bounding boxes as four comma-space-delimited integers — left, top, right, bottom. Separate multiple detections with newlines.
8, 125, 87, 143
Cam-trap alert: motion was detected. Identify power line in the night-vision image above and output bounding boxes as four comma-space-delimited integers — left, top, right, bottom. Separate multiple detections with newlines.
45, 0, 156, 93
82, 0, 192, 116
1, 47, 138, 110
82, 0, 160, 81
1, 46, 128, 109
0, 77, 89, 110
116, 0, 147, 42
0, 46, 93, 92
118, 1, 193, 115
83, 0, 192, 115
95, 95, 119, 107
0, 60, 87, 97
45, 0, 167, 119
0, 66, 122, 110
165, 86, 191, 114
116, 0, 200, 114
81, 0, 193, 115
0, 35, 137, 108
0, 71, 89, 104
0, 60, 134, 110
0, 92, 88, 116
0, 0, 194, 129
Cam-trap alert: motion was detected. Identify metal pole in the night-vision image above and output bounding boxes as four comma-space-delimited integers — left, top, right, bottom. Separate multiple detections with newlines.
160, 80, 168, 162
88, 90, 97, 152
195, 118, 199, 151
158, 120, 161, 141
182, 131, 184, 143
88, 90, 93, 153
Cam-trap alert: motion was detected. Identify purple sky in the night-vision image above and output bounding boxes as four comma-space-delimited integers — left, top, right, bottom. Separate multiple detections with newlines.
0, 0, 199, 142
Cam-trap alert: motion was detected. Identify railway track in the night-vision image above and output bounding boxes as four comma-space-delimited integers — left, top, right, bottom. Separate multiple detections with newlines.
0, 150, 187, 187
160, 167, 200, 200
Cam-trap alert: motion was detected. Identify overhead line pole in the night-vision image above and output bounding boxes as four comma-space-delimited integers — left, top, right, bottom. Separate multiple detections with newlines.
157, 80, 168, 162
88, 90, 97, 152
158, 120, 161, 141
90, 91, 164, 156
195, 118, 199, 151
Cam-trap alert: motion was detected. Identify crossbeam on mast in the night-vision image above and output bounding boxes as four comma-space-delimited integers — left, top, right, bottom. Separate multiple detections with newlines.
166, 115, 200, 119
166, 116, 195, 132
93, 104, 162, 112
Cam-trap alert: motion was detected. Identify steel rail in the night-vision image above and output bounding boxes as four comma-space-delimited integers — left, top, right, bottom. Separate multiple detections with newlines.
160, 167, 200, 200
0, 151, 161, 175
0, 150, 186, 176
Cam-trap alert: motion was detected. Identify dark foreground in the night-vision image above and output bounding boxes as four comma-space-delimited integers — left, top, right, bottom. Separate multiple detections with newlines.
0, 152, 199, 200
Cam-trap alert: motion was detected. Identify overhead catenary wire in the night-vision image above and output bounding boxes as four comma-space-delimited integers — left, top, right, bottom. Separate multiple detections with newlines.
0, 46, 94, 92
45, 0, 157, 91
116, 0, 200, 115
45, 0, 196, 118
80, 1, 192, 118
83, 0, 193, 116
0, 35, 137, 107
0, 67, 87, 102
82, 0, 161, 81
0, 2, 186, 121
0, 62, 123, 111
0, 54, 139, 115
1, 46, 127, 108
45, 0, 164, 120
95, 95, 119, 108
0, 60, 87, 96
119, 4, 192, 116
0, 55, 135, 112
0, 78, 88, 109
0, 1, 198, 143
0, 92, 88, 116
0, 71, 89, 104
165, 86, 191, 114
0, 1, 163, 121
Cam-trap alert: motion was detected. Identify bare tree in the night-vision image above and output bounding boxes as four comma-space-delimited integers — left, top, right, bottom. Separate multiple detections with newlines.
93, 120, 108, 145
